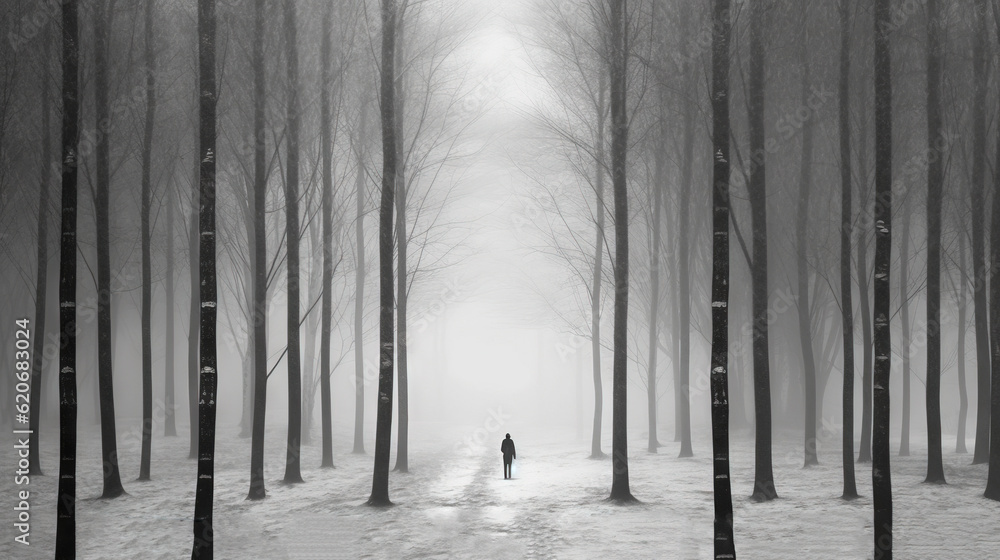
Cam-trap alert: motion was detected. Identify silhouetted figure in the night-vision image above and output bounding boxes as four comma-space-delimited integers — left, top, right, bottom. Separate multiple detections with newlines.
501, 433, 516, 479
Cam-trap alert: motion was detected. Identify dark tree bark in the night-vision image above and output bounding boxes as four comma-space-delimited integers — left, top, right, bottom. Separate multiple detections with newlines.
188, 148, 200, 460
247, 0, 268, 501
709, 0, 736, 554
138, 0, 157, 482
191, 0, 218, 555
283, 0, 304, 485
165, 174, 177, 438
590, 71, 607, 460
857, 228, 873, 464
796, 9, 818, 469
353, 99, 368, 455
748, 0, 776, 501
369, 0, 397, 507
838, 0, 859, 499
986, 0, 1000, 502
972, 0, 991, 467
56, 1, 80, 554
319, 0, 335, 470
394, 10, 409, 473
608, 0, 635, 504
29, 36, 52, 477
924, 0, 946, 485
957, 232, 969, 454
872, 0, 894, 555
94, 0, 126, 499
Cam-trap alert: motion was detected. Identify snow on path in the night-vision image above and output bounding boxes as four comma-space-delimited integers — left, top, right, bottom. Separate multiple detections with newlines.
3, 422, 1000, 559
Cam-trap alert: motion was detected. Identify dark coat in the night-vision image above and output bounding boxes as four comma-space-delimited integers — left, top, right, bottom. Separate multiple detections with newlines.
501, 438, 516, 461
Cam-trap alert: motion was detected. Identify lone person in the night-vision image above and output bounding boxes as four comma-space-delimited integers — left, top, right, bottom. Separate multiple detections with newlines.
501, 433, 516, 479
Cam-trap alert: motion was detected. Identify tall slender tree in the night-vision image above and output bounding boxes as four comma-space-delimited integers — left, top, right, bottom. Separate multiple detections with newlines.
165, 174, 178, 438
838, 0, 859, 500
748, 0, 776, 501
353, 97, 368, 456
369, 0, 398, 507
138, 0, 157, 482
283, 0, 304, 485
56, 0, 81, 554
709, 0, 736, 554
646, 66, 664, 455
899, 200, 912, 457
247, 0, 268, 501
29, 35, 52, 477
319, 0, 336, 471
608, 0, 635, 504
796, 2, 819, 469
94, 0, 126, 499
191, 0, 219, 555
971, 0, 991, 466
956, 231, 969, 454
924, 0, 946, 485
986, 0, 1000, 503
590, 70, 608, 460
676, 1, 695, 460
872, 0, 894, 555
394, 5, 410, 473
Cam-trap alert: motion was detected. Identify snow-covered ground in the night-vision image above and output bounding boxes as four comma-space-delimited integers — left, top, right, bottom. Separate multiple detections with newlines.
3, 420, 999, 559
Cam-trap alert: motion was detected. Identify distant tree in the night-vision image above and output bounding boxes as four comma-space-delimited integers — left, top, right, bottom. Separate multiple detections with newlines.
165, 174, 178, 438
94, 0, 126, 499
956, 230, 969, 454
29, 35, 52, 477
872, 0, 894, 555
709, 0, 737, 554
191, 0, 219, 555
898, 198, 912, 458
924, 0, 946, 485
352, 95, 369, 455
838, 0, 859, 500
369, 0, 398, 507
56, 0, 81, 555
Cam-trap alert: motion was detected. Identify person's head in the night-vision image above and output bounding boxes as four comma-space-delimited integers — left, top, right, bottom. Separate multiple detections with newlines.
505, 433, 510, 439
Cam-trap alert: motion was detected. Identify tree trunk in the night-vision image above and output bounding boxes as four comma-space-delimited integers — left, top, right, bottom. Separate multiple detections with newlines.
608, 0, 634, 504
165, 175, 178, 438
301, 226, 321, 444
247, 0, 268, 501
709, 0, 736, 554
899, 201, 911, 457
191, 0, 218, 555
29, 36, 53, 477
319, 0, 335, 470
139, 0, 156, 482
972, 0, 992, 467
94, 0, 126, 499
283, 0, 304, 485
394, 11, 409, 473
56, 1, 80, 554
857, 225, 873, 464
353, 100, 368, 455
590, 72, 607, 460
748, 0, 776, 501
986, 0, 1000, 501
797, 13, 818, 468
677, 12, 695, 458
957, 231, 969, 454
646, 86, 664, 454
838, 0, 858, 499
924, 0, 946, 484
368, 0, 397, 507
984, 0, 1000, 501
872, 0, 894, 555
